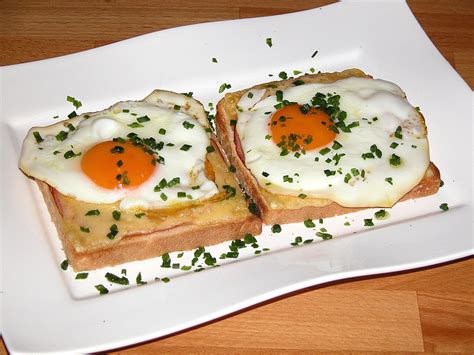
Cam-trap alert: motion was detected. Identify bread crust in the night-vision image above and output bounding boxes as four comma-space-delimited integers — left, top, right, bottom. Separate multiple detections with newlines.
215, 69, 441, 224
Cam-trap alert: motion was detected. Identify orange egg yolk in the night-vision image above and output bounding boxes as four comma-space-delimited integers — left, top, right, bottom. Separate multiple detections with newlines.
81, 140, 156, 190
270, 104, 336, 151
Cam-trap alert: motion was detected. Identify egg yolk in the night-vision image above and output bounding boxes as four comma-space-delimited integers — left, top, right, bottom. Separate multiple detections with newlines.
270, 104, 336, 151
81, 140, 156, 190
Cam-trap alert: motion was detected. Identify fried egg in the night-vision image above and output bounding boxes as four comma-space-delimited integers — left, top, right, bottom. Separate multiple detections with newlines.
19, 90, 218, 210
236, 77, 430, 207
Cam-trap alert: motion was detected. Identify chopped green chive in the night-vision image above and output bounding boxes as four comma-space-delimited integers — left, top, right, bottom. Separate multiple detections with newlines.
361, 152, 375, 160
80, 226, 90, 233
385, 177, 393, 185
67, 96, 82, 109
390, 142, 399, 149
244, 233, 257, 244
266, 37, 272, 47
56, 130, 68, 141
95, 284, 109, 294
332, 141, 343, 150
229, 165, 236, 173
137, 115, 150, 123
218, 83, 232, 93
136, 272, 147, 285
183, 121, 195, 129
63, 150, 81, 159
212, 57, 218, 63
271, 224, 282, 233
60, 259, 68, 270
298, 193, 307, 199
316, 231, 332, 240
222, 185, 236, 199
390, 154, 401, 166
319, 147, 330, 155
351, 168, 360, 176
278, 71, 288, 80
167, 177, 181, 188
33, 131, 43, 143
112, 210, 121, 221
394, 126, 403, 139
180, 144, 192, 151
248, 202, 258, 215
304, 219, 316, 228
85, 209, 100, 216
128, 122, 144, 128
161, 253, 171, 268
276, 90, 284, 102
206, 145, 215, 153
283, 175, 293, 183
291, 236, 303, 246
107, 224, 118, 239
280, 147, 289, 156
110, 146, 124, 154
75, 272, 88, 280
374, 209, 388, 219
113, 137, 126, 143
105, 272, 129, 285
230, 119, 237, 126
364, 219, 374, 227
135, 213, 145, 218
293, 80, 305, 86
370, 144, 382, 158
439, 203, 449, 211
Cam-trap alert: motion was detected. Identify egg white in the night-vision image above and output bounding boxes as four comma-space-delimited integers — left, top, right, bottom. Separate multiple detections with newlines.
19, 93, 218, 210
236, 77, 430, 207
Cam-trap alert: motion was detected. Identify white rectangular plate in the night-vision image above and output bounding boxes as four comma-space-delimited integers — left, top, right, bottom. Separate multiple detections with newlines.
1, 1, 472, 352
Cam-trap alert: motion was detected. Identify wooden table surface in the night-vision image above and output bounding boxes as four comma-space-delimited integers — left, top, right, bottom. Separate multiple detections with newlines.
1, 0, 473, 353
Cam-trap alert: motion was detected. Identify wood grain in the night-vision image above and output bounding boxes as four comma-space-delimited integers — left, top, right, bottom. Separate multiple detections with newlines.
115, 290, 426, 352
1, 0, 473, 353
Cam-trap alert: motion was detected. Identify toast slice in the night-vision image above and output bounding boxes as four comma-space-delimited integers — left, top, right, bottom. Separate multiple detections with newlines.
21, 91, 262, 271
215, 69, 441, 224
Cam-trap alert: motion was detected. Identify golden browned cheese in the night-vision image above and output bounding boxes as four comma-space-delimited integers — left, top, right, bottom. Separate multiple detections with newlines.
55, 148, 250, 253
260, 189, 332, 210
